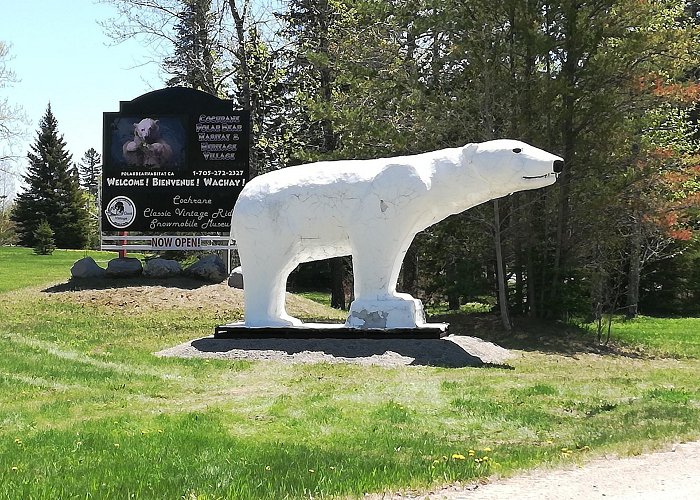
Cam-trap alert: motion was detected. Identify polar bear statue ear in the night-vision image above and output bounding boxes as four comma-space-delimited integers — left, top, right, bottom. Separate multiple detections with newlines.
133, 123, 138, 128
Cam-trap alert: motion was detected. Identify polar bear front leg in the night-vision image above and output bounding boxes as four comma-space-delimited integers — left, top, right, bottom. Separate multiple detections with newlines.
124, 139, 142, 152
346, 232, 426, 329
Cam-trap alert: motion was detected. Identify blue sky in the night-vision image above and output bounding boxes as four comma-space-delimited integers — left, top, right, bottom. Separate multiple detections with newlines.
1, 0, 163, 191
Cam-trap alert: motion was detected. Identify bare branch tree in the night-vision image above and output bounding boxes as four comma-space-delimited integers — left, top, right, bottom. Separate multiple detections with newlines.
0, 41, 28, 195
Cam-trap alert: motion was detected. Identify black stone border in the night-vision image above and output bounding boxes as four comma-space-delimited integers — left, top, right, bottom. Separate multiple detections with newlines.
214, 323, 448, 339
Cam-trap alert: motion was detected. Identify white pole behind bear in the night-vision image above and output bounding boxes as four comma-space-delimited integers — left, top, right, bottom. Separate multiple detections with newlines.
230, 139, 563, 328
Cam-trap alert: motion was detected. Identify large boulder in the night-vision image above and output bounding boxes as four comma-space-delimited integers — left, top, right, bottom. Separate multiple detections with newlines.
185, 254, 227, 283
71, 257, 106, 279
228, 266, 244, 289
144, 258, 181, 278
106, 257, 143, 278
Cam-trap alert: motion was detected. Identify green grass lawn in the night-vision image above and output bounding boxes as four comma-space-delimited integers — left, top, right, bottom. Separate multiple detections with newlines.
1, 246, 699, 499
297, 290, 332, 307
611, 316, 700, 358
0, 247, 117, 293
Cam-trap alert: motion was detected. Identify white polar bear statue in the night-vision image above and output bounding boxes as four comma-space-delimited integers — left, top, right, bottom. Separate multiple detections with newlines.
231, 139, 563, 328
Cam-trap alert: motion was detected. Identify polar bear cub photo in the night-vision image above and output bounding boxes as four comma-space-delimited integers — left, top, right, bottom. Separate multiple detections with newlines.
231, 139, 563, 328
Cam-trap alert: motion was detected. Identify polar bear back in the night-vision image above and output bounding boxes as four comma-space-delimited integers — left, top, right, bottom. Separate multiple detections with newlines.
238, 147, 468, 201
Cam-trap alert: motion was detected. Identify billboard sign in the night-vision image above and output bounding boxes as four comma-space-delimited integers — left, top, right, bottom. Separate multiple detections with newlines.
101, 87, 250, 233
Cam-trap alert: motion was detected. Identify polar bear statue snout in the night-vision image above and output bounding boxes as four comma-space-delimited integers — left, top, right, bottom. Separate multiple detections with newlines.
231, 139, 562, 329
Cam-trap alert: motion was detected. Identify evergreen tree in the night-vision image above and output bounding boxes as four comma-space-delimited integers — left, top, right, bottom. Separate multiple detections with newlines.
11, 104, 90, 249
278, 0, 349, 309
278, 0, 340, 160
163, 0, 220, 95
78, 147, 102, 249
33, 220, 55, 255
78, 147, 101, 198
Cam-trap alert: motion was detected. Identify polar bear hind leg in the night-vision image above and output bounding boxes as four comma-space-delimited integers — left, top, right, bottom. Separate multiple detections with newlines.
237, 241, 302, 327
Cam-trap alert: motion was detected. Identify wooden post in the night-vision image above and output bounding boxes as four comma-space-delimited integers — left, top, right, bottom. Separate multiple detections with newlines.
119, 231, 127, 258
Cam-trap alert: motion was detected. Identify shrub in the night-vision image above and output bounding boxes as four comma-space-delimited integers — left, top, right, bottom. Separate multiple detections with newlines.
33, 220, 56, 255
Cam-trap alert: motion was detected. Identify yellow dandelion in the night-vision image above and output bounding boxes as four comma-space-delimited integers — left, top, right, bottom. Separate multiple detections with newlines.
468, 450, 475, 456
11, 466, 18, 472
308, 469, 315, 473
451, 453, 466, 460
14, 438, 22, 445
265, 466, 271, 471
114, 443, 120, 448
483, 447, 492, 452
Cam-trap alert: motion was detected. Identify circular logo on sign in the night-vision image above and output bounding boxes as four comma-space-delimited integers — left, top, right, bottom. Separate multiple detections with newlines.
105, 196, 136, 229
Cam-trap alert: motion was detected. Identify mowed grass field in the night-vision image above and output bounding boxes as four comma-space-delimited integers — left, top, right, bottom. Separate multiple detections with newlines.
1, 246, 699, 499
0, 247, 115, 294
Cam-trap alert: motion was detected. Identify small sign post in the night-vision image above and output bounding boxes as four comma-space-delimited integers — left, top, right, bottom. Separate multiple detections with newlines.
119, 231, 127, 258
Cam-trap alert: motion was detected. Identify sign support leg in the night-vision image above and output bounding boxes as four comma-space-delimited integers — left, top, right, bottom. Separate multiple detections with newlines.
119, 231, 128, 258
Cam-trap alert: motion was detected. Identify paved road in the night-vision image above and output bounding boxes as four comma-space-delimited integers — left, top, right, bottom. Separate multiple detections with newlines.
378, 441, 700, 499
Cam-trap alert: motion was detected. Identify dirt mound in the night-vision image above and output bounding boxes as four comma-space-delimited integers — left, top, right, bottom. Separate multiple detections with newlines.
43, 278, 345, 321
45, 279, 242, 312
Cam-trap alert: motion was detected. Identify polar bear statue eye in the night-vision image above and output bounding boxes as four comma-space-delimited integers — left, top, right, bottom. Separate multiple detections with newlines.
512, 148, 522, 153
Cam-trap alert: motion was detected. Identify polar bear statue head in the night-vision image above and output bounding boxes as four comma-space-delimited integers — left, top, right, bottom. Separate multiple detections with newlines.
470, 139, 564, 193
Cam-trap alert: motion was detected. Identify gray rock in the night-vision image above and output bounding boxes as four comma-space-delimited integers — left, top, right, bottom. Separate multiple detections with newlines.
228, 266, 244, 289
71, 257, 106, 279
144, 258, 181, 278
185, 254, 227, 282
106, 257, 143, 278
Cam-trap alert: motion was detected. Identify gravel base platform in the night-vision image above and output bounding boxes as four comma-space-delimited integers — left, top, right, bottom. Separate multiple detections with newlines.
155, 334, 514, 367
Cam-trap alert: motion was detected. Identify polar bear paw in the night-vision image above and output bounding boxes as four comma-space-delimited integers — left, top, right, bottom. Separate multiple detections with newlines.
346, 296, 426, 329
245, 314, 303, 328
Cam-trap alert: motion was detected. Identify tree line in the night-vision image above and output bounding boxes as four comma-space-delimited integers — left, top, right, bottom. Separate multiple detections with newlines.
109, 0, 698, 322
5, 1, 700, 323
1, 96, 102, 252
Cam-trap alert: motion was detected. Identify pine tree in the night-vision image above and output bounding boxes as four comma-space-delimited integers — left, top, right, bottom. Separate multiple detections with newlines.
11, 104, 90, 249
33, 220, 55, 255
163, 0, 219, 95
279, 0, 348, 309
78, 147, 101, 198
